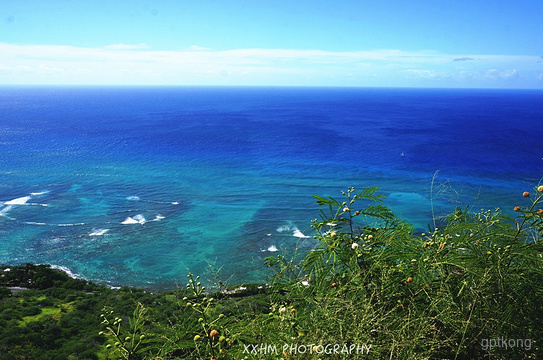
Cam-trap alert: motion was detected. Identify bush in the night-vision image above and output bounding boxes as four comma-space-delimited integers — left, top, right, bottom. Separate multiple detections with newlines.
260, 185, 543, 359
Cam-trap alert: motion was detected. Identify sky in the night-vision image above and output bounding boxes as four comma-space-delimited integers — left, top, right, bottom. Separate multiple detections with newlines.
1, 1, 543, 88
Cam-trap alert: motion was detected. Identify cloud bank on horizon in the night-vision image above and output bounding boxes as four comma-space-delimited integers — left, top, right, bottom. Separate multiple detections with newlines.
1, 42, 541, 88
1, 1, 542, 88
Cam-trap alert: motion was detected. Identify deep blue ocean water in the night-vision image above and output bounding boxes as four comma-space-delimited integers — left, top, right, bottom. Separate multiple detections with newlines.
1, 86, 542, 289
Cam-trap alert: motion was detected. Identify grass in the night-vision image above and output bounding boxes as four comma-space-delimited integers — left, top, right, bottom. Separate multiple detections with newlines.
19, 301, 75, 325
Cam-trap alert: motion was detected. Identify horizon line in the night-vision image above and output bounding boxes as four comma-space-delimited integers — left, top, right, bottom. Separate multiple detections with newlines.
1, 84, 542, 91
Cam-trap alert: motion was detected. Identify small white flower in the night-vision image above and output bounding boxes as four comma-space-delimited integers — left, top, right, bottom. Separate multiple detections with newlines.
279, 306, 287, 314
351, 242, 359, 250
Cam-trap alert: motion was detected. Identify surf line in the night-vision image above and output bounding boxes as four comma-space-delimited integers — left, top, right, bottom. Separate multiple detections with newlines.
1, 194, 48, 219
125, 195, 179, 205
3, 196, 48, 207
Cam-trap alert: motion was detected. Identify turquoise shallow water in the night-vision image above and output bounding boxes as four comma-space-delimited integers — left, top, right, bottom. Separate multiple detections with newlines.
1, 86, 542, 289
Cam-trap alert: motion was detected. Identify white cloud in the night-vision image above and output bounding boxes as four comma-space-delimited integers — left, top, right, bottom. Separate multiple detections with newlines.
0, 42, 541, 87
187, 45, 212, 51
402, 69, 442, 79
0, 64, 32, 72
104, 43, 149, 50
485, 68, 519, 80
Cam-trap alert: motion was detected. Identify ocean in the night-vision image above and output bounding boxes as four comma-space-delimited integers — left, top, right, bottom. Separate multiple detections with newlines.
1, 86, 542, 289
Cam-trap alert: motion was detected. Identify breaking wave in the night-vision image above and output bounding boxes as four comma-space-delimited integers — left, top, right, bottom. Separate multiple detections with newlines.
277, 223, 310, 238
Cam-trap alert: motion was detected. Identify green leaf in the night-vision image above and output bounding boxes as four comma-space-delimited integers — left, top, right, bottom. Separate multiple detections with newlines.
361, 205, 395, 219
355, 186, 386, 202
313, 194, 340, 206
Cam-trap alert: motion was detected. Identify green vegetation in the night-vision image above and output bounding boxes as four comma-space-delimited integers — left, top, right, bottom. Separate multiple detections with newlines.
2, 184, 543, 359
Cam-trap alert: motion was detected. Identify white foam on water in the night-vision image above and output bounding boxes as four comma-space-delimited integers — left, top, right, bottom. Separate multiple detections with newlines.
1, 195, 48, 218
49, 265, 84, 279
153, 215, 165, 221
30, 191, 49, 196
0, 205, 13, 217
46, 237, 63, 245
133, 214, 146, 224
57, 223, 87, 227
293, 229, 310, 238
4, 196, 31, 205
146, 199, 179, 205
267, 245, 278, 252
27, 203, 48, 207
121, 217, 139, 224
277, 223, 310, 238
24, 221, 47, 226
1, 193, 47, 217
276, 224, 292, 232
90, 228, 110, 236
122, 214, 146, 224
126, 196, 140, 201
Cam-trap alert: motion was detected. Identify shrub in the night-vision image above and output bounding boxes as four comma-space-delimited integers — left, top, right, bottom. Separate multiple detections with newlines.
262, 185, 543, 359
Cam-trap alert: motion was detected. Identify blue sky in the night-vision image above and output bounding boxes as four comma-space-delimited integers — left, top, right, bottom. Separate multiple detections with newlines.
1, 1, 543, 88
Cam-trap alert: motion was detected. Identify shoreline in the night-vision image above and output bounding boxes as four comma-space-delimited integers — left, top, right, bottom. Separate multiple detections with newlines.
1, 263, 268, 296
